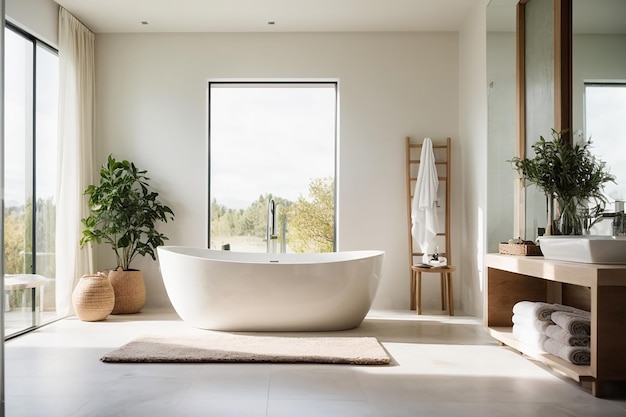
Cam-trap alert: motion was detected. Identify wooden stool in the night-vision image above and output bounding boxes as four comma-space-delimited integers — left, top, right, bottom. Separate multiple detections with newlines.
410, 265, 455, 315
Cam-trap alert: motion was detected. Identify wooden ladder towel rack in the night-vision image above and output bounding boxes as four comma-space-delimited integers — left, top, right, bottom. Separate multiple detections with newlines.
405, 136, 454, 315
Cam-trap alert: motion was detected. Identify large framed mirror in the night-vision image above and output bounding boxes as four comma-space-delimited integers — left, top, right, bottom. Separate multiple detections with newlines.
514, 0, 626, 240
486, 0, 626, 248
572, 0, 626, 235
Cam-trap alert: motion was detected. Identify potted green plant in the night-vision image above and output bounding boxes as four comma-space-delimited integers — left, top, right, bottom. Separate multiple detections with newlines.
510, 129, 615, 235
80, 155, 175, 313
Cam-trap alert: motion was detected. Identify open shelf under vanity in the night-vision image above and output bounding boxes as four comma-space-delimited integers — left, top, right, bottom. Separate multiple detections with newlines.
485, 254, 626, 397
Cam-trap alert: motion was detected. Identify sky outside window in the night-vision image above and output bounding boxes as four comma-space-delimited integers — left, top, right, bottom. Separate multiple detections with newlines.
210, 83, 336, 209
584, 84, 626, 202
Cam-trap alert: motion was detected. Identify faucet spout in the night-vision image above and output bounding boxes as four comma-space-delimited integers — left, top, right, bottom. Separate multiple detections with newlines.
614, 212, 625, 237
616, 201, 626, 237
267, 199, 275, 237
267, 199, 278, 252
601, 201, 625, 237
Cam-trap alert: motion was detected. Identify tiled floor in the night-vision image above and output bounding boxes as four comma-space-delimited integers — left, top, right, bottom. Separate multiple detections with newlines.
4, 309, 626, 417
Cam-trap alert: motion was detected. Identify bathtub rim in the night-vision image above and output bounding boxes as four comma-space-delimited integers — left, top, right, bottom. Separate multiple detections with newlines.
157, 246, 385, 265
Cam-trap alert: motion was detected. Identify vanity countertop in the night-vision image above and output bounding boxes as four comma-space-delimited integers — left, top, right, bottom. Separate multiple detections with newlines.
485, 253, 626, 287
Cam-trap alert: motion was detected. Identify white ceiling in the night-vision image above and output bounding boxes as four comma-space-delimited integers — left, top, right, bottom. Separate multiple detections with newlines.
53, 0, 485, 34
52, 0, 626, 35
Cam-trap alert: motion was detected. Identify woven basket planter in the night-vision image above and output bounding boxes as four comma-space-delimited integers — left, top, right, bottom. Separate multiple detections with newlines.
72, 273, 115, 321
108, 268, 146, 314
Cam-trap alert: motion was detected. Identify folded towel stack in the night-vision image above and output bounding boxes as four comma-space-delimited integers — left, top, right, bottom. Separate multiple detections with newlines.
510, 301, 557, 353
543, 310, 591, 365
510, 301, 591, 363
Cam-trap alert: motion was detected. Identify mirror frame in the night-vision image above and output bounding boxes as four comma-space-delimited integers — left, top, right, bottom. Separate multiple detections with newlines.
514, 0, 573, 238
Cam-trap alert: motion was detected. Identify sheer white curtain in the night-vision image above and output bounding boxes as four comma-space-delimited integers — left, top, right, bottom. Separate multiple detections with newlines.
55, 7, 95, 315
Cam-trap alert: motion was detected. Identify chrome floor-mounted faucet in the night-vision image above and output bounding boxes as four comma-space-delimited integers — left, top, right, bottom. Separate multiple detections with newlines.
601, 201, 625, 236
267, 199, 278, 253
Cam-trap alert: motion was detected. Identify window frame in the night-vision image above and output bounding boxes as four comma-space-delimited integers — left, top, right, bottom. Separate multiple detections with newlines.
583, 81, 626, 210
4, 22, 59, 339
5, 22, 58, 274
207, 80, 339, 252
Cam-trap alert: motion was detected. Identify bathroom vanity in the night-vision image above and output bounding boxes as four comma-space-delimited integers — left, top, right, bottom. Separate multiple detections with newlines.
485, 254, 626, 397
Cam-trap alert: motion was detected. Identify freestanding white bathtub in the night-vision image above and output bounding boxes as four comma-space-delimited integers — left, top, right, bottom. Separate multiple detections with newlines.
157, 246, 384, 331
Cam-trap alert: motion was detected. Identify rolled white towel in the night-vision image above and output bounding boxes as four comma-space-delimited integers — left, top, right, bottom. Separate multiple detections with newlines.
512, 301, 556, 321
545, 324, 590, 347
543, 337, 590, 365
512, 324, 547, 353
512, 314, 551, 334
512, 301, 589, 322
551, 311, 591, 336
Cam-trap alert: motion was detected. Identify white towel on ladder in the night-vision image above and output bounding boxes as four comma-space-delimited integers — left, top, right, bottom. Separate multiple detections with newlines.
411, 137, 439, 254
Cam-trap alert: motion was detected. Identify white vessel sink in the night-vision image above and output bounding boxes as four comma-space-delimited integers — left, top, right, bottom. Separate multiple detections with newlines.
538, 235, 626, 264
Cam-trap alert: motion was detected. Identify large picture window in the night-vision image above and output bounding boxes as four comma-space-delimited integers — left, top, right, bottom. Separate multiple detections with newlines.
208, 82, 337, 253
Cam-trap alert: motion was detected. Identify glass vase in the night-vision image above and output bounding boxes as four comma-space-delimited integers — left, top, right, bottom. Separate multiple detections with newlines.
545, 193, 559, 235
577, 207, 593, 235
555, 197, 582, 235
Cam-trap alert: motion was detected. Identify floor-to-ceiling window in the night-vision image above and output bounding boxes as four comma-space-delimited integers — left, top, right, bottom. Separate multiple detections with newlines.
3, 23, 59, 338
208, 82, 337, 253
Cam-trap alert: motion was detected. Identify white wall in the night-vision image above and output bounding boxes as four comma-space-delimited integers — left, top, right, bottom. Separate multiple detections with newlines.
4, 1, 490, 316
458, 3, 488, 319
94, 31, 465, 311
6, 0, 58, 47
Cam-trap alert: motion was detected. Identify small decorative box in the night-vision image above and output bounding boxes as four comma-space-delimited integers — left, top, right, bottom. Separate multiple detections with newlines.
498, 242, 543, 256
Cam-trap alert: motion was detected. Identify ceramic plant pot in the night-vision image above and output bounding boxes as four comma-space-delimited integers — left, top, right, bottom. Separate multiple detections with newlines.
107, 267, 146, 314
72, 273, 115, 321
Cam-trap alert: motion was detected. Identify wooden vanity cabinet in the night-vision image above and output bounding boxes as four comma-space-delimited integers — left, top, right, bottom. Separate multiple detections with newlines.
485, 254, 626, 397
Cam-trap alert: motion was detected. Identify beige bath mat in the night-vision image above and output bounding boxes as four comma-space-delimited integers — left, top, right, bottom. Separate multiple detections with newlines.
101, 333, 390, 365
